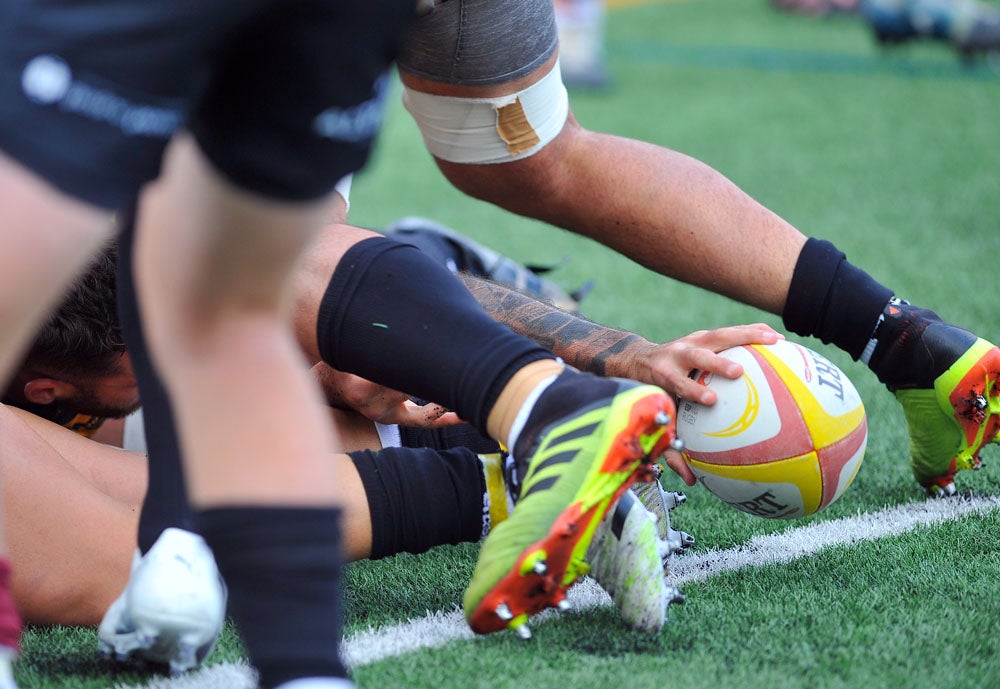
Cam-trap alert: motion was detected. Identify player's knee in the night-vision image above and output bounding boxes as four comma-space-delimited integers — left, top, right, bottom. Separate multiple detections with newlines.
403, 59, 570, 167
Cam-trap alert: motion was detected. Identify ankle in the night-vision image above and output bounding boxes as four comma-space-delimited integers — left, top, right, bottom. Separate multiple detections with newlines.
865, 300, 977, 389
486, 359, 565, 446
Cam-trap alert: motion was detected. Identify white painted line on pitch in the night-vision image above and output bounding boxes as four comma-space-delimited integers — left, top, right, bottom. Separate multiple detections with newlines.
119, 495, 1000, 688
111, 661, 257, 689
669, 494, 1000, 584
340, 495, 1000, 668
339, 576, 613, 669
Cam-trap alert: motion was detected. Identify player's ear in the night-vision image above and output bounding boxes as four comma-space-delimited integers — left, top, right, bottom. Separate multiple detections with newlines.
22, 377, 70, 405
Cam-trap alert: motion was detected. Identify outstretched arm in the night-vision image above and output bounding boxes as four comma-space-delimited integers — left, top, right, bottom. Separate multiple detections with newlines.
441, 117, 805, 315
400, 53, 806, 316
458, 272, 782, 403
293, 221, 779, 422
0, 403, 380, 626
1, 405, 141, 626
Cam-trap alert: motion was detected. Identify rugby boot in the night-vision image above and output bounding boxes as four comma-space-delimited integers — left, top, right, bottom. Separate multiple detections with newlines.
463, 372, 679, 637
274, 679, 355, 689
867, 300, 1000, 496
587, 488, 689, 633
98, 528, 227, 675
400, 416, 695, 625
630, 465, 696, 561
860, 0, 1000, 57
490, 442, 689, 632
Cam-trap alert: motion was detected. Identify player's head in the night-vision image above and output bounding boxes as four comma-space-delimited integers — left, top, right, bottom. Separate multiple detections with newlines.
7, 242, 140, 418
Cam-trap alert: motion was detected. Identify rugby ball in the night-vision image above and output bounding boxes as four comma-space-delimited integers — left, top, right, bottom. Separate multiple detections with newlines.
676, 340, 867, 519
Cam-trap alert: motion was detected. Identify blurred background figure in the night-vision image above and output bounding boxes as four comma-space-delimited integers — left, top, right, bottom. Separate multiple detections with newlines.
554, 0, 611, 88
771, 0, 1000, 59
771, 0, 857, 13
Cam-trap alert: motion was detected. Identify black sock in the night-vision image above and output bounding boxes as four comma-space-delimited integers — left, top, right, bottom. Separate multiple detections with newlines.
197, 506, 347, 689
116, 204, 193, 553
349, 446, 487, 559
317, 236, 553, 432
782, 238, 894, 361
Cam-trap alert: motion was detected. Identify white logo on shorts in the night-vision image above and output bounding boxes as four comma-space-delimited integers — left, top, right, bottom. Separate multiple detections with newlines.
313, 73, 390, 143
19, 54, 181, 138
21, 55, 72, 104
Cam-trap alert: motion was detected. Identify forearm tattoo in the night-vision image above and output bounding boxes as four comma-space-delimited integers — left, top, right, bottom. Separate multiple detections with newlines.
459, 273, 645, 376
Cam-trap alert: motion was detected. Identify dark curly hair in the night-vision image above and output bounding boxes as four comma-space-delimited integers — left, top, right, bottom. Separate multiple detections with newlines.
22, 241, 124, 380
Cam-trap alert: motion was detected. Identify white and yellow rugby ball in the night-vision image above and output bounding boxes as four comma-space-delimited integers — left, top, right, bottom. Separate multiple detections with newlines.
677, 340, 867, 519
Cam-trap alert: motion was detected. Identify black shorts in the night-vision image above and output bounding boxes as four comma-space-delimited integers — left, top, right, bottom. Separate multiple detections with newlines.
400, 0, 558, 86
0, 0, 415, 209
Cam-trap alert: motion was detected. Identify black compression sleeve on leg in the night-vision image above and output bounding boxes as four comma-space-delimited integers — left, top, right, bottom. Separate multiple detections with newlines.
349, 446, 486, 559
317, 236, 553, 432
197, 507, 347, 689
782, 238, 894, 360
398, 423, 503, 455
116, 204, 194, 553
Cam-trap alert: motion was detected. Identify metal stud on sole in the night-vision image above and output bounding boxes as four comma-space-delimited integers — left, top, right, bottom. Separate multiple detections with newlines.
495, 603, 514, 621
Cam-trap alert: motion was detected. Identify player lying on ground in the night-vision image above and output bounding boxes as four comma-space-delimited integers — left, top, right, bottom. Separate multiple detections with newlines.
4, 230, 776, 634
0, 399, 698, 633
92, 5, 1000, 674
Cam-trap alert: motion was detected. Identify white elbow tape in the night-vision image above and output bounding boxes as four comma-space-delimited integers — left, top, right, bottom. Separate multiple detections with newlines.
401, 60, 569, 164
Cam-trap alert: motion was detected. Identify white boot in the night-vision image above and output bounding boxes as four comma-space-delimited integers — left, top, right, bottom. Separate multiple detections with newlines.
98, 528, 227, 676
587, 483, 693, 632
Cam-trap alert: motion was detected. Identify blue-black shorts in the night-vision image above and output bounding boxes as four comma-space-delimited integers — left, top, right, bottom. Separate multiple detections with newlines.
0, 0, 415, 209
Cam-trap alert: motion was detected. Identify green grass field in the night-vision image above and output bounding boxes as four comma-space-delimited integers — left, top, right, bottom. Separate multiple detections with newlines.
15, 1, 1000, 687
